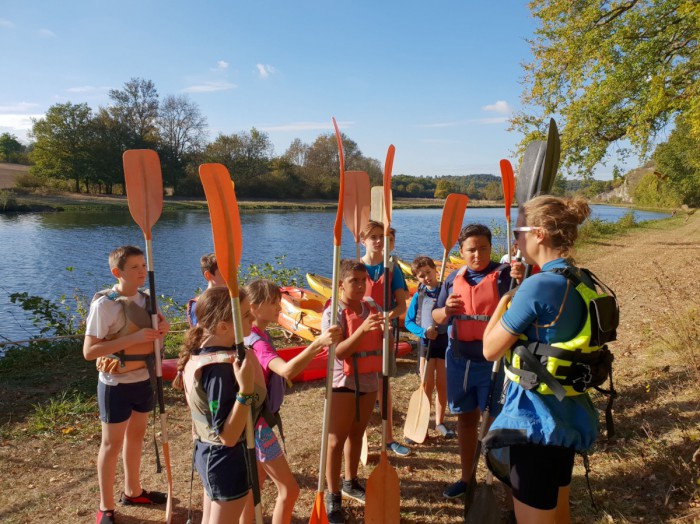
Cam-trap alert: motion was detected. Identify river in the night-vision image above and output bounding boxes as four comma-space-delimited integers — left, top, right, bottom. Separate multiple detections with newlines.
0, 205, 669, 341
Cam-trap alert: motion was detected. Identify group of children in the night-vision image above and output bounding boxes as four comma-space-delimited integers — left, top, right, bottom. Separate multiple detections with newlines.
83, 220, 526, 524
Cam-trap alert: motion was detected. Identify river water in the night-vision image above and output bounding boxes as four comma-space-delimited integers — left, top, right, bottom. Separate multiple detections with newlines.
0, 205, 669, 341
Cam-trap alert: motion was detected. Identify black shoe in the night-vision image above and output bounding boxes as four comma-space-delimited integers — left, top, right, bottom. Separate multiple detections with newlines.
341, 477, 365, 504
119, 489, 167, 505
96, 509, 115, 524
325, 491, 344, 524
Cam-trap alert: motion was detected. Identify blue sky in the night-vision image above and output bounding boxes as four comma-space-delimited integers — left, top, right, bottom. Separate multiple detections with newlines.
0, 1, 619, 179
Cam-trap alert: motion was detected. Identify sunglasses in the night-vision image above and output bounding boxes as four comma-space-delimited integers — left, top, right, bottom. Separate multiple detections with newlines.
513, 226, 542, 240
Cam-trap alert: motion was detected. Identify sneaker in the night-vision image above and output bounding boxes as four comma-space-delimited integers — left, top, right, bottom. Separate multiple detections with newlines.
325, 491, 344, 524
341, 477, 365, 504
436, 423, 456, 439
119, 489, 167, 505
387, 441, 411, 457
404, 437, 417, 445
443, 479, 468, 499
96, 509, 115, 524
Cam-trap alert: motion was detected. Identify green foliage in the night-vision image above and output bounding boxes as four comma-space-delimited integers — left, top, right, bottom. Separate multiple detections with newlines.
653, 116, 700, 207
14, 173, 43, 189
27, 390, 97, 436
578, 211, 638, 241
0, 132, 24, 162
240, 255, 302, 286
9, 290, 87, 337
513, 0, 700, 176
632, 172, 681, 208
0, 189, 19, 211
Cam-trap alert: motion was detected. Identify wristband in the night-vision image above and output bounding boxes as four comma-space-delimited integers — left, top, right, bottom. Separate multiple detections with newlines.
235, 392, 257, 406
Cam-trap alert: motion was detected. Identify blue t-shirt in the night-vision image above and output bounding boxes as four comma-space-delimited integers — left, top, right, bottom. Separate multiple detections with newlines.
435, 261, 512, 357
405, 286, 449, 351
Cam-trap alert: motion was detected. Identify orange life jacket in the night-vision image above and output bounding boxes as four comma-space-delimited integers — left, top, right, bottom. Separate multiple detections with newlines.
341, 298, 383, 376
365, 263, 393, 309
451, 264, 508, 342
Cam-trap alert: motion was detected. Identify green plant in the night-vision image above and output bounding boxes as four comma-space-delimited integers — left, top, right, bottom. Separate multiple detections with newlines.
0, 189, 19, 212
27, 390, 97, 436
240, 255, 301, 286
9, 291, 87, 336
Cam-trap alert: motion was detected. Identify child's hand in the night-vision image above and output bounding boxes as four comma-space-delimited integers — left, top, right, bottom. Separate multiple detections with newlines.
425, 326, 438, 340
132, 327, 165, 345
157, 313, 170, 337
445, 294, 464, 316
510, 260, 525, 282
318, 325, 342, 348
362, 312, 384, 333
233, 354, 255, 394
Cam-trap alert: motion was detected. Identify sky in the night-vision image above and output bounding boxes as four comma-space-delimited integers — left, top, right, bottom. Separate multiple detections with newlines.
0, 1, 622, 180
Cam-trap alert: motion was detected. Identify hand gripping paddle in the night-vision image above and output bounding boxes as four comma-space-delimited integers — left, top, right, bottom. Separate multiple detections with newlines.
309, 117, 347, 524
122, 149, 172, 523
199, 163, 263, 524
365, 144, 401, 524
403, 193, 468, 443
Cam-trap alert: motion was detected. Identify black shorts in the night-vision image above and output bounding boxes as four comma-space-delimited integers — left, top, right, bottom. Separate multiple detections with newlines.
418, 340, 447, 360
510, 445, 575, 510
332, 386, 369, 396
195, 440, 250, 501
98, 379, 154, 424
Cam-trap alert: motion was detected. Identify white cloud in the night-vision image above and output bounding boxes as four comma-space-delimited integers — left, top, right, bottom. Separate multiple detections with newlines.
183, 81, 237, 93
216, 60, 229, 70
256, 63, 276, 79
37, 28, 55, 38
0, 102, 39, 113
259, 121, 345, 132
0, 19, 13, 28
66, 85, 110, 94
0, 114, 44, 138
482, 100, 512, 114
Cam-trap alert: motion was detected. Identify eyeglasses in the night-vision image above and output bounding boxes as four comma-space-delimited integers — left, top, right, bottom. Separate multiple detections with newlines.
513, 226, 542, 240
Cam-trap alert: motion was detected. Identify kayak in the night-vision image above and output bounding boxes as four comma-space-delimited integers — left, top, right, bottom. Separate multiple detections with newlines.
306, 271, 419, 298
449, 255, 465, 265
161, 340, 415, 383
279, 286, 325, 332
277, 310, 321, 342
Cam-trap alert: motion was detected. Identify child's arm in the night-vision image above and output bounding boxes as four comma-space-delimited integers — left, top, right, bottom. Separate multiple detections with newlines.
403, 293, 425, 338
335, 312, 383, 360
82, 312, 168, 361
215, 355, 256, 446
267, 326, 342, 381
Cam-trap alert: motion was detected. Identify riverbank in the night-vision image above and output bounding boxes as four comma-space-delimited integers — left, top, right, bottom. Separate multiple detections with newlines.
1, 213, 698, 523
0, 188, 509, 213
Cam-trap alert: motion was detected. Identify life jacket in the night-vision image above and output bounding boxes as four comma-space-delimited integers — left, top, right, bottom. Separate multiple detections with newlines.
451, 264, 509, 343
415, 285, 448, 335
504, 267, 619, 435
183, 350, 267, 445
365, 258, 395, 309
340, 298, 384, 377
91, 289, 154, 374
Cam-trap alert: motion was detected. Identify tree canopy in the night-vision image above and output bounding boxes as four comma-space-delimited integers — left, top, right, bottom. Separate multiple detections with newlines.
513, 0, 700, 176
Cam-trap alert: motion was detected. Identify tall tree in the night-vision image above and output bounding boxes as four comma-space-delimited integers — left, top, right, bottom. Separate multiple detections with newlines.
513, 0, 700, 175
108, 77, 159, 148
0, 133, 23, 162
653, 115, 700, 206
30, 102, 95, 192
157, 94, 208, 190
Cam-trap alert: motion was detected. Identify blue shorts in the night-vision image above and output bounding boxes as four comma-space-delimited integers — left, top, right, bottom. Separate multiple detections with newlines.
97, 379, 154, 424
195, 440, 250, 501
255, 424, 283, 462
446, 349, 505, 415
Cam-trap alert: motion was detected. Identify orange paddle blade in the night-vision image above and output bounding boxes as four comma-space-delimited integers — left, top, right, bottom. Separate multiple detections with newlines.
308, 492, 328, 524
332, 117, 346, 246
440, 193, 469, 253
343, 171, 371, 242
123, 149, 163, 240
365, 451, 401, 523
383, 145, 395, 231
499, 159, 515, 216
199, 163, 243, 294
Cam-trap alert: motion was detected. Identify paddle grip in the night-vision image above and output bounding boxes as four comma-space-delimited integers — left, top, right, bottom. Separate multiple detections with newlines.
235, 341, 246, 364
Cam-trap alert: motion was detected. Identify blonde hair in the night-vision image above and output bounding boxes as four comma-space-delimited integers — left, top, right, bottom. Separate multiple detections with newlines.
360, 220, 396, 241
172, 286, 247, 390
245, 279, 281, 306
521, 195, 591, 259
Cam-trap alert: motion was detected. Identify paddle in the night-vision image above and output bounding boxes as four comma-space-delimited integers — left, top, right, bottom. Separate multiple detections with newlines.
463, 359, 502, 520
199, 163, 262, 524
403, 193, 468, 443
370, 185, 392, 222
309, 117, 346, 524
343, 171, 371, 260
499, 160, 515, 262
365, 144, 401, 524
122, 149, 172, 523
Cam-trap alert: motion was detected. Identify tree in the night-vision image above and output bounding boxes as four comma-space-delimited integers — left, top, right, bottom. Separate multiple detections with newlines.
157, 94, 208, 190
283, 138, 308, 167
512, 0, 700, 176
30, 103, 95, 192
0, 133, 23, 162
108, 77, 159, 148
653, 115, 700, 206
434, 179, 455, 199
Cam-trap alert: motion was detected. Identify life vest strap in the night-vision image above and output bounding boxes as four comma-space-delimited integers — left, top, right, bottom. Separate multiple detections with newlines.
354, 349, 382, 358
455, 314, 491, 322
509, 343, 568, 401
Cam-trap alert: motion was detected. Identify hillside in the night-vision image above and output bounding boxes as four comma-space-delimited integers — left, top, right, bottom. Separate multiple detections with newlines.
0, 163, 29, 189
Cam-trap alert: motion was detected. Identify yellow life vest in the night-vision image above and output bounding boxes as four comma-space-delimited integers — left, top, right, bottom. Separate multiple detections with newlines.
505, 267, 619, 401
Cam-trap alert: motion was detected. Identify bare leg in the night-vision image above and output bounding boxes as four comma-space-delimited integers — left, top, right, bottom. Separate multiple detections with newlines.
434, 358, 448, 426
98, 420, 128, 510
513, 498, 556, 524
209, 496, 249, 524
422, 357, 436, 417
262, 455, 300, 524
202, 489, 212, 524
326, 392, 356, 493
457, 409, 480, 481
122, 410, 149, 497
378, 384, 397, 442
240, 462, 266, 524
554, 485, 571, 524
344, 393, 376, 480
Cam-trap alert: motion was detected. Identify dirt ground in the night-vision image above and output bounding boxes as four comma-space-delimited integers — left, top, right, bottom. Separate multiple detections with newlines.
1, 213, 699, 523
0, 163, 29, 189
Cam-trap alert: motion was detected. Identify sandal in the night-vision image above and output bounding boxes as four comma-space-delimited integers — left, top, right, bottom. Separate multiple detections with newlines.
436, 423, 456, 438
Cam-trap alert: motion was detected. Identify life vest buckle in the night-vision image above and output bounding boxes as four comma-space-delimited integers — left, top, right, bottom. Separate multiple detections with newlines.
571, 363, 593, 393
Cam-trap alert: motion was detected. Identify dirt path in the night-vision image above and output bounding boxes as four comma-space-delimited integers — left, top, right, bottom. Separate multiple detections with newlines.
1, 213, 698, 524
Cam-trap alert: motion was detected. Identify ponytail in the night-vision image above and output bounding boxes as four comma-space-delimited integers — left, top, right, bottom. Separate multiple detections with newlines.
172, 325, 204, 390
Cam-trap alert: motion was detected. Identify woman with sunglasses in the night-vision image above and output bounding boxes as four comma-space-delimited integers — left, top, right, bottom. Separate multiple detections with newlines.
482, 195, 609, 524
